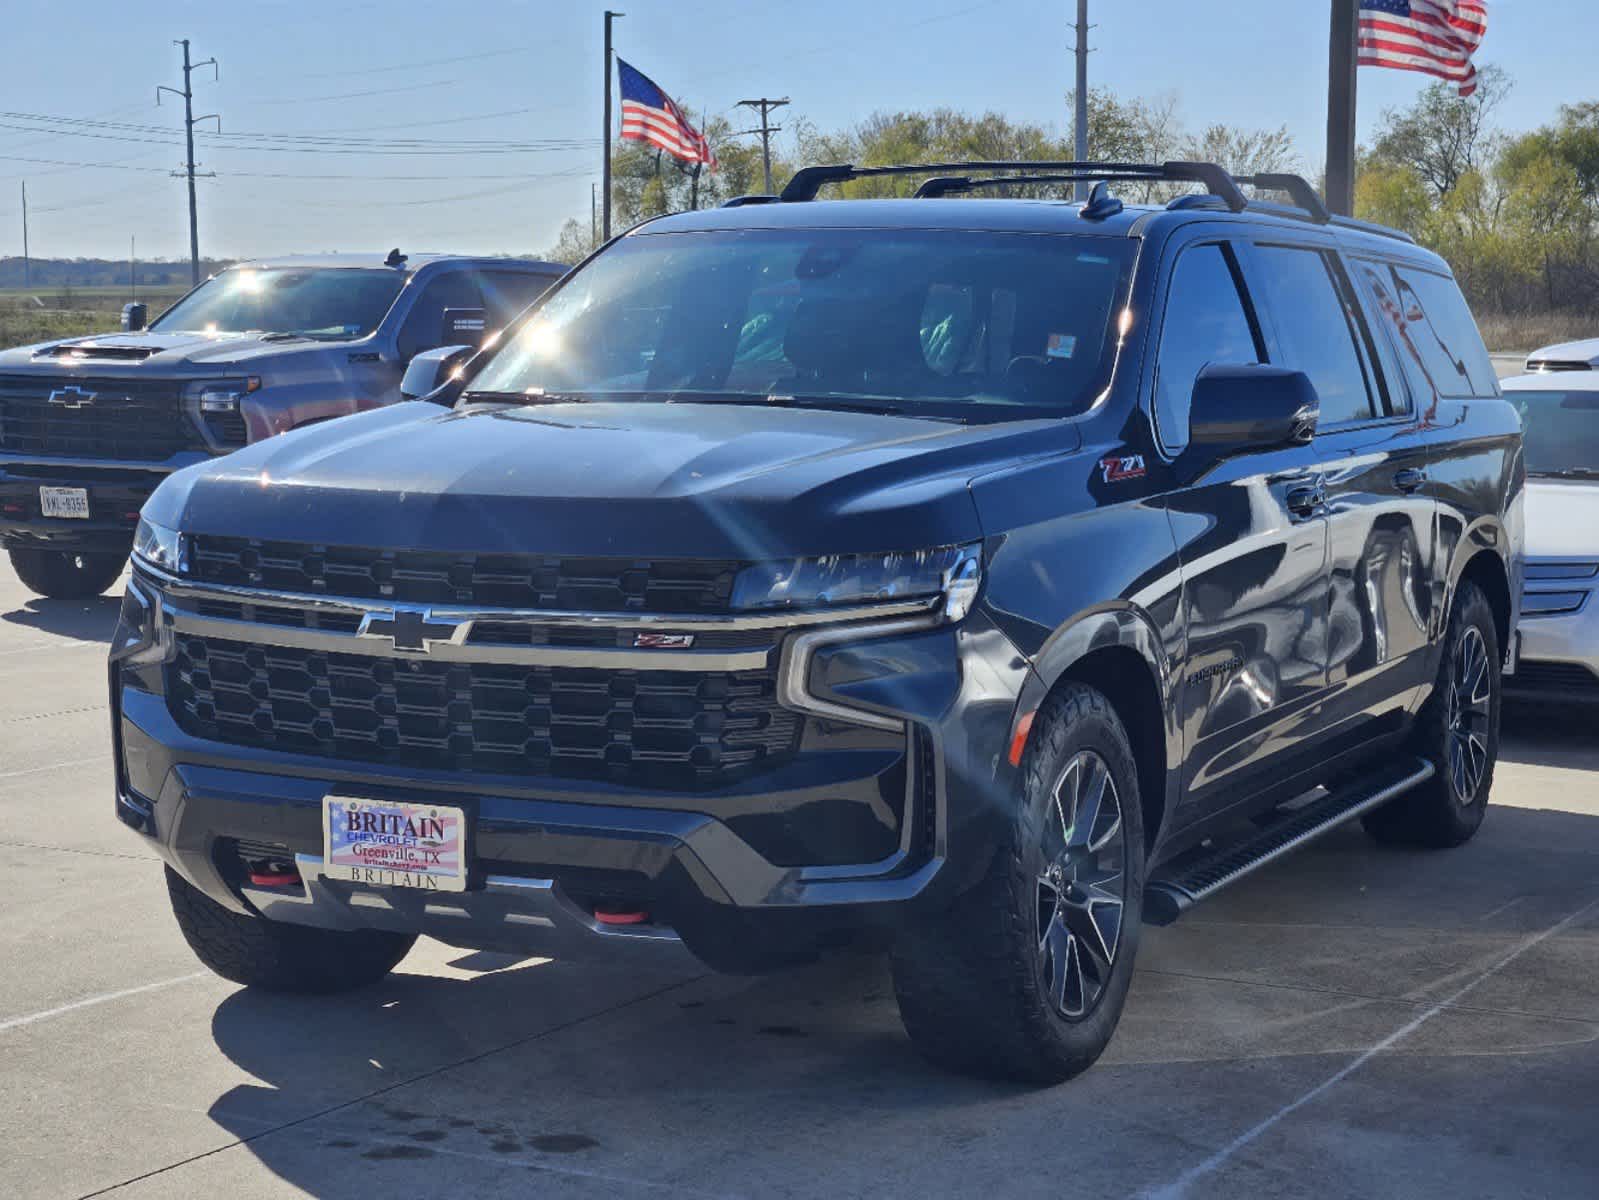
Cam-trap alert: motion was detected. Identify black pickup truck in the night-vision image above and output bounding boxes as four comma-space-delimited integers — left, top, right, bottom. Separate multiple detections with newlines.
0, 251, 564, 597
111, 161, 1523, 1083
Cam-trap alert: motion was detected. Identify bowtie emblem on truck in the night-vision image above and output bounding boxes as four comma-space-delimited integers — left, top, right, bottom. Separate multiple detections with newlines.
356, 607, 466, 654
47, 386, 97, 409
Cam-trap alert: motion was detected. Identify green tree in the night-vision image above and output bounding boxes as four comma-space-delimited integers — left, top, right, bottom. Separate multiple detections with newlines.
1368, 64, 1512, 199
1354, 161, 1432, 234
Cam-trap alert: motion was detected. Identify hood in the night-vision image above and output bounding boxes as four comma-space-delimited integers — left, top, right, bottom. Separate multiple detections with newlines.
147, 400, 1082, 559
1526, 478, 1599, 560
0, 329, 355, 373
1526, 338, 1599, 368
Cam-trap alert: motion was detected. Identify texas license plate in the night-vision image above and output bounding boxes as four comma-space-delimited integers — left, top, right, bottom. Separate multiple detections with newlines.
323, 796, 467, 892
39, 487, 89, 519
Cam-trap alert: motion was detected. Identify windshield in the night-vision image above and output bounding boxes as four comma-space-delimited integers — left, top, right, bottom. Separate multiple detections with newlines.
468, 229, 1135, 417
1508, 387, 1599, 478
152, 267, 407, 339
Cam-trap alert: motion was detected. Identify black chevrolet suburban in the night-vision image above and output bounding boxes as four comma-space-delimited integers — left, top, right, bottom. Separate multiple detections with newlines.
111, 162, 1523, 1083
0, 252, 565, 598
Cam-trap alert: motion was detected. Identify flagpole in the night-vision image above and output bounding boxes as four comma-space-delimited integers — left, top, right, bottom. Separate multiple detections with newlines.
603, 10, 623, 241
1325, 0, 1359, 216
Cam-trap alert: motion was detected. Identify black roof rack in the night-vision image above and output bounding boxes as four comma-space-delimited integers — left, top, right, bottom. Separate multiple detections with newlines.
1237, 173, 1331, 224
778, 160, 1248, 210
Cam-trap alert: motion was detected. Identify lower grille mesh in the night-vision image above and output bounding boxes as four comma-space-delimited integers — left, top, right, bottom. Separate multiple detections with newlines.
168, 634, 799, 788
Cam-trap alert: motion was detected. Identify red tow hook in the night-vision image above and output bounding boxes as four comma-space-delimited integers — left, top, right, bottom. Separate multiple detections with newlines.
592, 907, 650, 926
248, 869, 301, 887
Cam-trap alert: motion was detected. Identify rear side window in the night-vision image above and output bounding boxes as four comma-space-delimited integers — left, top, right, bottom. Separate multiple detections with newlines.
1154, 243, 1261, 453
1383, 265, 1498, 398
1252, 246, 1376, 426
479, 270, 558, 328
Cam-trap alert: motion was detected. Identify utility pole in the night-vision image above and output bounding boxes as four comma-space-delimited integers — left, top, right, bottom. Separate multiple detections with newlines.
602, 11, 623, 241
591, 182, 598, 247
735, 98, 789, 194
19, 182, 28, 291
1325, 0, 1359, 216
157, 39, 218, 286
1072, 0, 1091, 201
130, 235, 137, 302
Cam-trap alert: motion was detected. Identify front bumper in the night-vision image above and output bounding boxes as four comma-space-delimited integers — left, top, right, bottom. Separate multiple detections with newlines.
111, 570, 1033, 971
0, 456, 203, 551
1507, 563, 1599, 704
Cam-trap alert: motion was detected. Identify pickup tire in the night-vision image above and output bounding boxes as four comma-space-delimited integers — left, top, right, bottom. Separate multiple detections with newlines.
1364, 579, 1499, 848
8, 547, 125, 599
165, 867, 417, 993
891, 682, 1144, 1083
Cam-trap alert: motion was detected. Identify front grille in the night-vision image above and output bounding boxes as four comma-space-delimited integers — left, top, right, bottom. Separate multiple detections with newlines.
0, 375, 190, 460
1511, 661, 1599, 695
202, 408, 247, 448
188, 534, 743, 613
168, 634, 800, 788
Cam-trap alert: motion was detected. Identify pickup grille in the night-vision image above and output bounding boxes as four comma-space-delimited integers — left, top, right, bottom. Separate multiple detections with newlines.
188, 534, 743, 614
167, 634, 800, 788
0, 375, 191, 460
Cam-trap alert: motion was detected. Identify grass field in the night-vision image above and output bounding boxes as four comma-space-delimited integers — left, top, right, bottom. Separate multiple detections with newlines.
0, 285, 188, 349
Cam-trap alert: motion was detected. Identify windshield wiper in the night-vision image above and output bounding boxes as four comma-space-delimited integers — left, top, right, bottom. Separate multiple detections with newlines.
654, 390, 906, 416
462, 390, 594, 405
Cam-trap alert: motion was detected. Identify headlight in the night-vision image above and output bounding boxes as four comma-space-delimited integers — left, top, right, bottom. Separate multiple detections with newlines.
731, 543, 981, 621
132, 517, 185, 574
183, 377, 261, 413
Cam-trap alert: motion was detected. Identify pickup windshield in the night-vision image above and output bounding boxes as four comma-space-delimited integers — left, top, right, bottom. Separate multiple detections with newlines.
1509, 388, 1599, 478
468, 229, 1135, 418
152, 267, 406, 339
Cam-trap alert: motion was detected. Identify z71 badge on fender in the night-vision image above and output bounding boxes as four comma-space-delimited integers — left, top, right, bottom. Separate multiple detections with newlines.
1099, 454, 1147, 483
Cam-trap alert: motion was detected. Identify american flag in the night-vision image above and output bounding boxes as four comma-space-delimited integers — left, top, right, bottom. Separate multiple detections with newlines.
1359, 1, 1488, 97
617, 58, 718, 171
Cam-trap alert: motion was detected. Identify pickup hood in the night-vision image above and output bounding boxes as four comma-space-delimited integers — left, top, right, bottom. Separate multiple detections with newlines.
1526, 478, 1599, 560
0, 329, 360, 373
147, 400, 1082, 559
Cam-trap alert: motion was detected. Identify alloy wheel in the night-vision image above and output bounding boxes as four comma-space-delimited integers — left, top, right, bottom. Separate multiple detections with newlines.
1445, 625, 1492, 805
1036, 750, 1127, 1021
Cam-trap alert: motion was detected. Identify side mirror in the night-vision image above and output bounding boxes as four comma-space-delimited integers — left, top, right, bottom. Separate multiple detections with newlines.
400, 344, 475, 402
441, 306, 489, 349
121, 302, 148, 332
1187, 363, 1319, 458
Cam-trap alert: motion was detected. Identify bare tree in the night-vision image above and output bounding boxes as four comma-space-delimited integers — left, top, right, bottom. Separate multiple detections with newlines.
1369, 64, 1512, 198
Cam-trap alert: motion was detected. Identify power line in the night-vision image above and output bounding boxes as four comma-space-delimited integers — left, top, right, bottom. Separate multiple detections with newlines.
0, 118, 596, 156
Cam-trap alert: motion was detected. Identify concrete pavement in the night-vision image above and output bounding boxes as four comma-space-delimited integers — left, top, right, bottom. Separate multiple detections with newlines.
1, 557, 1596, 1199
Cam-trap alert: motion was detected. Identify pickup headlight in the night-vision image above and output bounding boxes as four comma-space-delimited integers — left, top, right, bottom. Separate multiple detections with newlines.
731, 543, 981, 621
183, 377, 260, 449
132, 517, 185, 574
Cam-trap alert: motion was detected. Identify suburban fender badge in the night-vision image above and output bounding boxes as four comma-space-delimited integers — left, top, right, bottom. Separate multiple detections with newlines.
1099, 454, 1147, 484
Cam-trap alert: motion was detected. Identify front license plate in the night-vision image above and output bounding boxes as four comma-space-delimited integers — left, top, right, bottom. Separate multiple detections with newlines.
323, 796, 467, 892
39, 486, 89, 519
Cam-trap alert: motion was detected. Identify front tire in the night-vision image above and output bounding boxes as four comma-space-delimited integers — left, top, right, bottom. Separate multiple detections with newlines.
8, 546, 125, 599
1364, 579, 1500, 848
891, 683, 1145, 1084
165, 867, 417, 993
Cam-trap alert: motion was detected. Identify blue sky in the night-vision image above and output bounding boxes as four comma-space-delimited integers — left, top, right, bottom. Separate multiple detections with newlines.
0, 0, 1581, 262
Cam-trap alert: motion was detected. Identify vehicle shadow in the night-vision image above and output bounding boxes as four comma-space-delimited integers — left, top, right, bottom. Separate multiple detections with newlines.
1501, 702, 1599, 772
0, 593, 121, 642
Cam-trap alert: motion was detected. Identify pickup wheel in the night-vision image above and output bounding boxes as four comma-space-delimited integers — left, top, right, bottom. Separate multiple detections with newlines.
8, 547, 125, 599
891, 683, 1144, 1084
1364, 579, 1499, 848
165, 867, 417, 993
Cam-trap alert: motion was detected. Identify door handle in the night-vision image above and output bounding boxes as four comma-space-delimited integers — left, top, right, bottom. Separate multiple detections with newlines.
1393, 467, 1428, 493
1287, 484, 1325, 519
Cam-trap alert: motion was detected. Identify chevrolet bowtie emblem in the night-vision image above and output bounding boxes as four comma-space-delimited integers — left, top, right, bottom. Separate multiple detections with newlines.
357, 607, 465, 654
47, 386, 97, 409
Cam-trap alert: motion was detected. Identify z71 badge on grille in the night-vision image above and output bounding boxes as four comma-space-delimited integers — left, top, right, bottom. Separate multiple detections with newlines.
633, 632, 696, 649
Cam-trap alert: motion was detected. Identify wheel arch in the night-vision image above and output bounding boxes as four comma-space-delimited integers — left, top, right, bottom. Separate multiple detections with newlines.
1454, 545, 1513, 658
1014, 606, 1177, 856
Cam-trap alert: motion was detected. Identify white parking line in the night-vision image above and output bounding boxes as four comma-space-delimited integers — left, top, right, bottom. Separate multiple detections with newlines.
0, 756, 101, 781
1142, 893, 1599, 1199
0, 973, 207, 1035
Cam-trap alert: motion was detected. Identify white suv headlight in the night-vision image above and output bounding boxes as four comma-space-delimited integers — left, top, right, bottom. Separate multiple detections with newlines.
132, 517, 186, 574
730, 543, 981, 621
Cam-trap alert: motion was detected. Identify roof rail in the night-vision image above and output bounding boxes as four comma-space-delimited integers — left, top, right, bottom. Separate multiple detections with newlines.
721, 194, 780, 208
1237, 173, 1331, 224
779, 160, 1248, 210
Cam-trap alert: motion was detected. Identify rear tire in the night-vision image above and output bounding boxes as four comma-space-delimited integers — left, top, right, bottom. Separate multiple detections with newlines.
891, 683, 1145, 1084
1363, 580, 1499, 848
165, 866, 417, 993
8, 547, 125, 599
